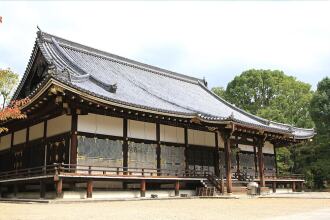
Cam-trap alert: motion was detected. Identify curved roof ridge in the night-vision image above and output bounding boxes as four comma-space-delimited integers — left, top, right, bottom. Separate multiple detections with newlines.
39, 31, 202, 85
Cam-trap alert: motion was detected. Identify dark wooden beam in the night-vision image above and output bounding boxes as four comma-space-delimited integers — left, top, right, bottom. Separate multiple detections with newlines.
273, 143, 279, 177
175, 180, 180, 196
156, 123, 161, 176
214, 132, 220, 177
123, 118, 128, 174
70, 112, 78, 165
43, 120, 47, 167
184, 126, 189, 171
55, 178, 63, 198
87, 180, 93, 198
253, 146, 258, 178
257, 138, 266, 187
221, 129, 233, 194
40, 181, 46, 199
140, 179, 146, 197
272, 182, 276, 193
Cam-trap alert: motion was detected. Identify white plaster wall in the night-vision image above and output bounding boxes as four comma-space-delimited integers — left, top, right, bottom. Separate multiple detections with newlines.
29, 122, 44, 141
128, 120, 156, 140
160, 125, 184, 143
0, 134, 12, 150
239, 144, 254, 152
78, 113, 123, 136
13, 129, 27, 145
263, 141, 274, 154
47, 115, 71, 137
217, 132, 224, 148
188, 129, 215, 147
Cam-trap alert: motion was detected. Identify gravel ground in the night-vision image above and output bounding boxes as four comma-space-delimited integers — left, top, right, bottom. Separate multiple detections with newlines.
1, 198, 330, 220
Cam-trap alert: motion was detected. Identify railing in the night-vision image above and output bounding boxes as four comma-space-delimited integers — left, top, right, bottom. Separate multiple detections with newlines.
0, 164, 57, 181
0, 163, 213, 181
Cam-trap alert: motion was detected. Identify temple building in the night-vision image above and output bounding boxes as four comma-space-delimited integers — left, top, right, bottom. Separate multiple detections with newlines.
0, 31, 315, 199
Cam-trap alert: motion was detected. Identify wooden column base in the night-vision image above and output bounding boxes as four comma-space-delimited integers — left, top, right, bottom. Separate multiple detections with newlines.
292, 181, 296, 192
140, 179, 146, 197
13, 184, 18, 198
175, 180, 180, 196
55, 179, 63, 198
40, 182, 46, 199
87, 180, 93, 198
272, 182, 276, 193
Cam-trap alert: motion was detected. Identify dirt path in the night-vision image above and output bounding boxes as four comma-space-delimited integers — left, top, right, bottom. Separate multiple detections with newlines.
1, 198, 330, 220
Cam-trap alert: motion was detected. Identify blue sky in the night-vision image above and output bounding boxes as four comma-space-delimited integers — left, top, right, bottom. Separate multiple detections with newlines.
0, 1, 329, 90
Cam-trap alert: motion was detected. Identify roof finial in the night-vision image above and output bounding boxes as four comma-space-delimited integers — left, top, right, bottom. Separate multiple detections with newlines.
37, 25, 41, 31
202, 76, 208, 87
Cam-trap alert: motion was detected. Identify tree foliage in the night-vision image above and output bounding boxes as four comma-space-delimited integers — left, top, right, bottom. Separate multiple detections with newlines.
0, 68, 28, 133
223, 69, 314, 128
295, 77, 330, 188
212, 69, 316, 179
0, 68, 19, 109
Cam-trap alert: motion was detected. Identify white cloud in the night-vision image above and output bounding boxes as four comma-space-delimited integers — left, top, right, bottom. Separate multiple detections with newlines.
0, 1, 329, 89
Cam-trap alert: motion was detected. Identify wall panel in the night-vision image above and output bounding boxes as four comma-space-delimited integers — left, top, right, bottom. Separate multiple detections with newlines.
13, 129, 27, 145
29, 122, 44, 141
78, 114, 123, 137
160, 125, 184, 144
47, 115, 71, 137
128, 120, 156, 140
0, 134, 12, 151
188, 129, 215, 147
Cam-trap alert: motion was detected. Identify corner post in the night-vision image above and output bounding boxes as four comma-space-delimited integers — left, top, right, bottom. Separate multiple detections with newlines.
156, 123, 161, 176
55, 178, 63, 198
175, 180, 180, 196
184, 126, 189, 174
87, 179, 93, 198
257, 136, 266, 187
70, 111, 78, 166
214, 132, 220, 177
221, 127, 234, 194
123, 118, 128, 175
140, 179, 146, 197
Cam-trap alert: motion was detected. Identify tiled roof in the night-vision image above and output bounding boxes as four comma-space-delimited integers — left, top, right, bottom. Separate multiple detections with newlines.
13, 31, 315, 140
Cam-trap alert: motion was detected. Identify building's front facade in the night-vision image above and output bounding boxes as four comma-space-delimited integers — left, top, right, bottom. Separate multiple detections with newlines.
0, 31, 314, 199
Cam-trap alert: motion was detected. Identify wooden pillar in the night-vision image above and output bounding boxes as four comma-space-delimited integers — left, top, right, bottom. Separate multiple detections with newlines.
13, 184, 18, 198
184, 126, 189, 173
257, 140, 265, 187
43, 120, 48, 167
87, 180, 93, 198
70, 112, 78, 165
301, 182, 304, 192
292, 181, 296, 192
40, 181, 46, 198
272, 182, 276, 193
273, 144, 279, 177
222, 131, 232, 194
236, 152, 240, 180
123, 118, 128, 174
214, 132, 220, 177
156, 123, 161, 176
253, 146, 258, 178
140, 179, 146, 197
55, 178, 63, 198
175, 180, 180, 196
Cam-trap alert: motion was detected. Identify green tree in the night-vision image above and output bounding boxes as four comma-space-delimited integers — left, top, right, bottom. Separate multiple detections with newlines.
212, 69, 314, 175
0, 68, 19, 109
223, 69, 314, 128
211, 86, 226, 99
295, 77, 330, 188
